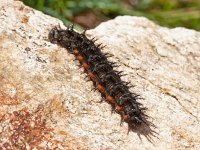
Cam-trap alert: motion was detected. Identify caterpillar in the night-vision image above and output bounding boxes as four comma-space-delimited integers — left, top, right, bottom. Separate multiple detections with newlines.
48, 25, 152, 133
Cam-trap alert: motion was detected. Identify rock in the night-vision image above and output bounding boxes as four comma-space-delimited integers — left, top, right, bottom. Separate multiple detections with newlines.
0, 0, 200, 149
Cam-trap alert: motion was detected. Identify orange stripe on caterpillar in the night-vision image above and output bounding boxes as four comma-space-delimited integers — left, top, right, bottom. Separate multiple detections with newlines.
115, 105, 123, 111
83, 63, 89, 70
89, 72, 94, 79
107, 95, 115, 103
97, 84, 104, 93
73, 49, 79, 55
77, 55, 84, 62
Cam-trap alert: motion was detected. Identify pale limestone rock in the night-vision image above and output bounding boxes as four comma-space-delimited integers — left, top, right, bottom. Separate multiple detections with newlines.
0, 0, 200, 149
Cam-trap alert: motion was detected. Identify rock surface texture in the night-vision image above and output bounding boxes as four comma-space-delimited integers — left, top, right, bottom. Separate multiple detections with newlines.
0, 0, 200, 149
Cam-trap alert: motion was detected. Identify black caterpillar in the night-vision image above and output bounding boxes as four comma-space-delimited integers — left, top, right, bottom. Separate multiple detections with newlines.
48, 25, 152, 133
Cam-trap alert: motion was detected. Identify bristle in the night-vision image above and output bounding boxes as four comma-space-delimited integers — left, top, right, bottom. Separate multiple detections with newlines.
48, 26, 153, 134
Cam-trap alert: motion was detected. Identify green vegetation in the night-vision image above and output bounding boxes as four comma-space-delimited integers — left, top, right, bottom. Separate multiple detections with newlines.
22, 0, 200, 30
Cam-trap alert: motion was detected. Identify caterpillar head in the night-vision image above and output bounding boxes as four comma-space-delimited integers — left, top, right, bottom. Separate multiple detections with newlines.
48, 27, 60, 44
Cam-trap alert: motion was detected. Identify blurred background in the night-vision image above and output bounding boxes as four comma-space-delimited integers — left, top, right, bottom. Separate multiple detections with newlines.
22, 0, 200, 30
